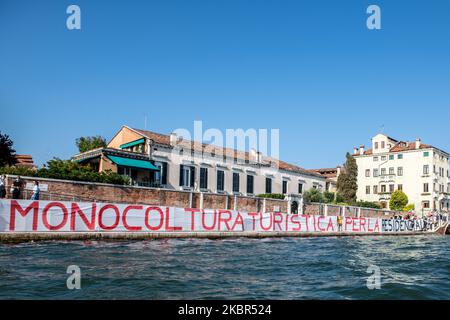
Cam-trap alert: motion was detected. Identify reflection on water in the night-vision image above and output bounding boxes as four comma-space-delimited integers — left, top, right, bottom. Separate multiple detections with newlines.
0, 235, 449, 299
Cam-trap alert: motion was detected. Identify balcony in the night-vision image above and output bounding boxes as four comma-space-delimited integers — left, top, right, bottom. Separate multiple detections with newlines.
378, 174, 396, 183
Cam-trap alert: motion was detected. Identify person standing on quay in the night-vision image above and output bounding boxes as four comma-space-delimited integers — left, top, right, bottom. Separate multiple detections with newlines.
0, 175, 6, 198
11, 176, 23, 199
337, 213, 343, 232
31, 180, 40, 200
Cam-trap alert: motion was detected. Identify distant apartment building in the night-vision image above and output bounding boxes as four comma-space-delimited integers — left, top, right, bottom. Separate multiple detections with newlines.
308, 167, 341, 193
72, 126, 326, 198
353, 133, 450, 214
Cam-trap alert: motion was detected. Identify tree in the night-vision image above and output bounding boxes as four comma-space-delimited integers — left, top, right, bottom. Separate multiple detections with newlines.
389, 190, 408, 211
303, 188, 324, 203
337, 152, 358, 203
76, 136, 107, 153
0, 132, 16, 167
323, 191, 335, 203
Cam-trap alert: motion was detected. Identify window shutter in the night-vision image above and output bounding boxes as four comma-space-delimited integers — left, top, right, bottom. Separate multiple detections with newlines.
162, 162, 167, 185
190, 167, 195, 187
179, 165, 184, 186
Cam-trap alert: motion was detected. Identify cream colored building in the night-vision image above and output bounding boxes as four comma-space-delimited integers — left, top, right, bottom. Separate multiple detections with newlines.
72, 126, 326, 198
353, 134, 450, 214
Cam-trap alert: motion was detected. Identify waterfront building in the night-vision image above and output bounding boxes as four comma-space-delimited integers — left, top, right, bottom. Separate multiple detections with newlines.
353, 133, 450, 214
308, 167, 341, 193
72, 126, 326, 197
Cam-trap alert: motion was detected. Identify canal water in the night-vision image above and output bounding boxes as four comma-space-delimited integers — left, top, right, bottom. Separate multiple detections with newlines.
0, 235, 449, 299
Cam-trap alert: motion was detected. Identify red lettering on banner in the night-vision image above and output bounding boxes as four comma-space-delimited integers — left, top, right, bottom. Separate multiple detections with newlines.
122, 205, 143, 231
201, 210, 217, 231
145, 207, 164, 231
70, 203, 96, 231
352, 218, 359, 232
317, 216, 326, 232
290, 214, 301, 231
345, 217, 352, 231
302, 215, 309, 231
247, 212, 259, 231
42, 202, 69, 231
9, 200, 39, 231
185, 208, 200, 231
360, 217, 367, 232
373, 218, 380, 232
273, 212, 283, 231
260, 213, 273, 231
312, 215, 317, 232
98, 204, 120, 230
218, 210, 232, 231
231, 212, 244, 231
367, 218, 374, 232
326, 217, 335, 232
165, 207, 182, 231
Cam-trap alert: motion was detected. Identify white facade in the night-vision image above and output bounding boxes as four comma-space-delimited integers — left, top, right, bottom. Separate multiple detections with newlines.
354, 134, 450, 215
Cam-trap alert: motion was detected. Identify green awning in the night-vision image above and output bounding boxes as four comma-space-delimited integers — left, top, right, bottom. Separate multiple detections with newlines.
120, 138, 145, 149
107, 155, 159, 171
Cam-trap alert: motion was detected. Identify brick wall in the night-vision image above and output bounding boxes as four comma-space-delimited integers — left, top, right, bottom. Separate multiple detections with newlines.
3, 175, 399, 217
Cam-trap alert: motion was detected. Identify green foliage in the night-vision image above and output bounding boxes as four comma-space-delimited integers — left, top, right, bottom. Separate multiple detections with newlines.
389, 190, 409, 211
323, 191, 335, 203
0, 158, 130, 186
256, 193, 285, 200
76, 136, 107, 153
354, 200, 381, 209
303, 188, 324, 203
337, 153, 358, 203
403, 204, 415, 212
0, 132, 16, 167
335, 193, 345, 203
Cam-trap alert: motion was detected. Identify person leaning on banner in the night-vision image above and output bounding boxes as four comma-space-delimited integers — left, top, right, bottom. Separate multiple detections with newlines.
30, 180, 40, 200
0, 175, 6, 199
337, 213, 343, 232
11, 176, 23, 199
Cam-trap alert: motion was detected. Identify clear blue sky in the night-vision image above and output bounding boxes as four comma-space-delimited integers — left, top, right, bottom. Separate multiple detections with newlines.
1, 0, 449, 169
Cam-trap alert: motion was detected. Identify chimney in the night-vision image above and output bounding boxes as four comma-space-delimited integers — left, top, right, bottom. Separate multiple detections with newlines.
415, 138, 421, 149
359, 145, 365, 155
353, 147, 358, 155
336, 166, 341, 176
250, 148, 260, 163
170, 132, 177, 146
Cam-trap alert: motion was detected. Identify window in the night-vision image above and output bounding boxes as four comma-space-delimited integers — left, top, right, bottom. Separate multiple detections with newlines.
373, 156, 379, 162
365, 169, 371, 177
373, 169, 379, 177
423, 165, 429, 175
389, 167, 394, 175
423, 183, 429, 193
154, 161, 168, 185
179, 165, 194, 188
398, 184, 403, 191
398, 154, 403, 159
246, 175, 254, 194
265, 177, 272, 194
389, 184, 395, 193
373, 185, 378, 194
424, 152, 429, 157
366, 186, 370, 194
381, 185, 386, 193
217, 170, 225, 192
232, 172, 240, 193
381, 168, 386, 175
397, 167, 403, 176
200, 167, 208, 189
375, 142, 379, 149
282, 180, 288, 194
381, 156, 387, 161
298, 183, 303, 194
389, 155, 394, 160
423, 201, 430, 209
381, 141, 385, 148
